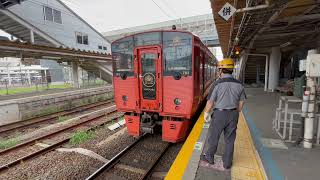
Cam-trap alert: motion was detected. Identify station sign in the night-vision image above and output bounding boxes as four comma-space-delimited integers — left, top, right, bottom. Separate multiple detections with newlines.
218, 3, 237, 21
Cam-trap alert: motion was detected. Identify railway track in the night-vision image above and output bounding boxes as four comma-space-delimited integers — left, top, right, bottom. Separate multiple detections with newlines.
0, 105, 121, 172
0, 100, 114, 138
86, 135, 170, 180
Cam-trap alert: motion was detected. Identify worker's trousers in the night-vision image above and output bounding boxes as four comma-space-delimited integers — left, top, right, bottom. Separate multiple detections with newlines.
203, 110, 239, 169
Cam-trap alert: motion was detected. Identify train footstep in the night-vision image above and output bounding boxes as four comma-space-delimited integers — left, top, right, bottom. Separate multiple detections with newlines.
56, 147, 109, 163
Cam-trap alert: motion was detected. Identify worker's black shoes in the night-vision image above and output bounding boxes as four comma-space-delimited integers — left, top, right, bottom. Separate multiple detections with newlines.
200, 154, 215, 164
200, 154, 231, 172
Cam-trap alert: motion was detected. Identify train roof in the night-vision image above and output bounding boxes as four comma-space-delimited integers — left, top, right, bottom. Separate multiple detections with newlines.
112, 30, 215, 56
111, 30, 195, 43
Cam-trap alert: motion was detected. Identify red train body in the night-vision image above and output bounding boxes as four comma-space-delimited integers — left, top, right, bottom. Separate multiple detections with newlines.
111, 30, 217, 143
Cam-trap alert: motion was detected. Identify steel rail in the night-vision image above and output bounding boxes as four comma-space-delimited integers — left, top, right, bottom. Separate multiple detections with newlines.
140, 143, 170, 180
0, 111, 121, 172
86, 136, 171, 180
0, 100, 114, 136
85, 136, 145, 180
0, 105, 116, 156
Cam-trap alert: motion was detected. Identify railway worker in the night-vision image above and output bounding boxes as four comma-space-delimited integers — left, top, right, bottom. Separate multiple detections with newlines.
201, 58, 246, 171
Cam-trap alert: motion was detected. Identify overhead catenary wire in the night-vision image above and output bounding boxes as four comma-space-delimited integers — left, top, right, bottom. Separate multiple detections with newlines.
151, 0, 175, 19
158, 0, 180, 19
157, 0, 182, 26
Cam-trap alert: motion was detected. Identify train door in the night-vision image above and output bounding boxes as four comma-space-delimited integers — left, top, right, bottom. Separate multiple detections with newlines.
135, 47, 162, 112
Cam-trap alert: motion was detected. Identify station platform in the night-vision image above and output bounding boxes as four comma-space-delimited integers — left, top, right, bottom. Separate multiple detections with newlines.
165, 88, 320, 180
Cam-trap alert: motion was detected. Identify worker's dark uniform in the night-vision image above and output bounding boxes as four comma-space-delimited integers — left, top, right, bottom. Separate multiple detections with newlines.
202, 74, 246, 169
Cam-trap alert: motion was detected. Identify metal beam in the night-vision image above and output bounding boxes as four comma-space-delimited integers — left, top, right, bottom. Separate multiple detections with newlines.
243, 2, 290, 51
1, 24, 23, 31
256, 30, 317, 39
0, 17, 15, 25
277, 14, 320, 23
0, 0, 21, 9
11, 28, 29, 35
236, 4, 270, 13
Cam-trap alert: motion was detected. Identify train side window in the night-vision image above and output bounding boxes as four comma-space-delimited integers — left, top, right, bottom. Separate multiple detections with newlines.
206, 58, 210, 81
111, 36, 134, 77
205, 64, 208, 81
163, 32, 192, 76
206, 56, 211, 81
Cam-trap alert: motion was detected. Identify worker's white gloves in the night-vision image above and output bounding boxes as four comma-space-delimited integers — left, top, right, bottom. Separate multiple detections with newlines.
204, 112, 211, 123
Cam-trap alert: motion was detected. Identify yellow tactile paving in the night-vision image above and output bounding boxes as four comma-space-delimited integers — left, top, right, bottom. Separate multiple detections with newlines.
232, 112, 266, 180
165, 111, 266, 180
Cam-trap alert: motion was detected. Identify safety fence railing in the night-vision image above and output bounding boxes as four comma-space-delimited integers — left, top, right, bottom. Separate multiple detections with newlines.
273, 95, 320, 145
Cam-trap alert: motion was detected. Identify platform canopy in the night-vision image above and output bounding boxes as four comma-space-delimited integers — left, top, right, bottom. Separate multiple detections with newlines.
0, 0, 23, 9
0, 40, 111, 61
210, 0, 320, 57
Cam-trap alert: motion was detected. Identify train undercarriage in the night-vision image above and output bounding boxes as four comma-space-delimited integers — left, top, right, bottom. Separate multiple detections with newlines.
125, 112, 190, 143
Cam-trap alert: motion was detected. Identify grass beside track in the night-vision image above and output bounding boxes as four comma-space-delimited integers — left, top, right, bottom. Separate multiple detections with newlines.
58, 116, 68, 123
70, 130, 95, 145
0, 84, 72, 95
0, 80, 108, 95
0, 137, 20, 150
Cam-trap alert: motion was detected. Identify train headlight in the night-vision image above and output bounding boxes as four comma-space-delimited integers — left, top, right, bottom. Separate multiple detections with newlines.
122, 95, 128, 101
174, 98, 181, 105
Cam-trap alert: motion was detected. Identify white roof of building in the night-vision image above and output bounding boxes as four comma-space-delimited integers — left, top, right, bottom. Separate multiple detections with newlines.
103, 14, 219, 47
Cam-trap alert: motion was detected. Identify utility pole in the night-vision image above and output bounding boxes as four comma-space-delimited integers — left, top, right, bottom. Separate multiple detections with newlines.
19, 63, 23, 86
6, 63, 11, 86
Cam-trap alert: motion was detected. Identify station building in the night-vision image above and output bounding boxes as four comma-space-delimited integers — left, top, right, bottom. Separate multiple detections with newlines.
0, 0, 112, 85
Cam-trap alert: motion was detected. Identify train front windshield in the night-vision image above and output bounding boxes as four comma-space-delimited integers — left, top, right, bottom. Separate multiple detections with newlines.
163, 32, 192, 76
112, 31, 193, 77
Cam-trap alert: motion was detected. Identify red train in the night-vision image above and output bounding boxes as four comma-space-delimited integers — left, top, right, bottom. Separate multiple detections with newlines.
111, 30, 217, 143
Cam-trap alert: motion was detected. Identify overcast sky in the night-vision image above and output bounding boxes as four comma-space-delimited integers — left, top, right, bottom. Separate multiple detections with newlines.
61, 0, 212, 32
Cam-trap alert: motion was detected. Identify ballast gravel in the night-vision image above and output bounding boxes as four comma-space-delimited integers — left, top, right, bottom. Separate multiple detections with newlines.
1, 122, 182, 180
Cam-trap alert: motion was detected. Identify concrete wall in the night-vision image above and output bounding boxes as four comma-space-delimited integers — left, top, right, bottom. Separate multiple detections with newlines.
8, 0, 111, 53
0, 86, 113, 126
0, 103, 20, 124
